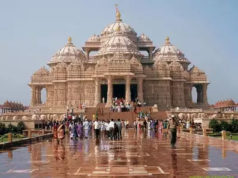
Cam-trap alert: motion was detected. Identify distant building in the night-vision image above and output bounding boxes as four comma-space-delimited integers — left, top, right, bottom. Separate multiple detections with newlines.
212, 100, 238, 111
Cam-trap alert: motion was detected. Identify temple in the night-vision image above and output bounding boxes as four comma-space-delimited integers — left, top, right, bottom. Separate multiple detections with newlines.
29, 6, 209, 111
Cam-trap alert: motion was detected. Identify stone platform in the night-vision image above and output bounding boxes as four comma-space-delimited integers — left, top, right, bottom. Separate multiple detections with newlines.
0, 129, 238, 177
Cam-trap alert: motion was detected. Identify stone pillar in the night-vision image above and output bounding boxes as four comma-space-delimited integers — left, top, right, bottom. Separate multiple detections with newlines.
203, 128, 207, 136
45, 86, 48, 105
94, 78, 101, 106
202, 84, 208, 105
36, 87, 42, 105
106, 76, 113, 107
28, 130, 32, 138
222, 130, 226, 140
137, 78, 144, 102
148, 48, 153, 60
125, 76, 131, 103
86, 49, 89, 60
8, 133, 12, 142
38, 87, 42, 104
31, 86, 36, 106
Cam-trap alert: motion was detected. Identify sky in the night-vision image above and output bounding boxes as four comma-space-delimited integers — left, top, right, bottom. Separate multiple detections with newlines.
0, 0, 237, 106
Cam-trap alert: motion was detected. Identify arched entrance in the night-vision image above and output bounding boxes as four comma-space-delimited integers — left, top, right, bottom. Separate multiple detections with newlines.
192, 84, 203, 104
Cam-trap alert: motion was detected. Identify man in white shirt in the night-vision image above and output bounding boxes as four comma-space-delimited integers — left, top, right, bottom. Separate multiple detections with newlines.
94, 119, 101, 139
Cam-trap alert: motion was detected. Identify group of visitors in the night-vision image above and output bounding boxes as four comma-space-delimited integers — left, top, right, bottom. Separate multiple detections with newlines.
52, 117, 126, 143
111, 98, 132, 112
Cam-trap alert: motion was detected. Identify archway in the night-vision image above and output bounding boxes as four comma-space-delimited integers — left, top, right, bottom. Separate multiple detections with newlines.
101, 84, 107, 103
192, 84, 203, 104
41, 88, 47, 104
192, 86, 197, 103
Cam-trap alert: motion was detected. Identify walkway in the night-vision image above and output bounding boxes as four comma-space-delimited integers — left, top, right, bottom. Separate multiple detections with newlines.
0, 129, 238, 177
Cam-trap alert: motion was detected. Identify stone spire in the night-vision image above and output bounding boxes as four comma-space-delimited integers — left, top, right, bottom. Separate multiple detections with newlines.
115, 4, 122, 22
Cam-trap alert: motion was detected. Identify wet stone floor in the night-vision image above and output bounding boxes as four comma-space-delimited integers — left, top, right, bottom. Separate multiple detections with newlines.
1, 129, 238, 178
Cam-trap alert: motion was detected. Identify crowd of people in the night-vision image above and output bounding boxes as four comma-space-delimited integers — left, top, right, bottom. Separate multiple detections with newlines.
49, 109, 189, 149
51, 117, 128, 144
111, 98, 132, 112
110, 97, 147, 113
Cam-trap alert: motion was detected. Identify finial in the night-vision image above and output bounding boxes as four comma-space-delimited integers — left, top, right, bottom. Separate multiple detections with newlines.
68, 36, 72, 43
165, 36, 170, 45
115, 4, 122, 22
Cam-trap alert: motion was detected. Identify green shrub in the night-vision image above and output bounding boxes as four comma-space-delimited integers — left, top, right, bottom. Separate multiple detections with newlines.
0, 123, 7, 135
209, 119, 221, 132
16, 121, 25, 133
220, 120, 230, 131
230, 119, 238, 133
8, 124, 17, 133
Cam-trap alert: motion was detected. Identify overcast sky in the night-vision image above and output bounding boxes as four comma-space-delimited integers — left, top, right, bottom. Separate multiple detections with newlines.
0, 0, 237, 105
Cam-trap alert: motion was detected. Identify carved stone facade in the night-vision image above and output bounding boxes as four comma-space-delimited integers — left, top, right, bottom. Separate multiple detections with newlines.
29, 7, 209, 110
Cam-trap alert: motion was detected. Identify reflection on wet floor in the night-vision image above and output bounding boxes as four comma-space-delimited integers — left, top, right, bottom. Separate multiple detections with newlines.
0, 129, 238, 177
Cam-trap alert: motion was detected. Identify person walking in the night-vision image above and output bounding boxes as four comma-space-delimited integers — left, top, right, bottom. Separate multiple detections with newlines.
77, 121, 84, 139
169, 116, 178, 148
109, 119, 115, 140
116, 119, 122, 139
83, 119, 90, 139
94, 118, 100, 139
57, 123, 65, 144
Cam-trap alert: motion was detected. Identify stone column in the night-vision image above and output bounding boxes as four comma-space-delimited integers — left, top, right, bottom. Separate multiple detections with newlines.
125, 76, 131, 103
35, 87, 39, 105
94, 78, 101, 106
31, 86, 36, 106
137, 78, 144, 102
148, 48, 153, 60
45, 86, 48, 105
106, 76, 113, 107
38, 87, 42, 104
202, 83, 208, 105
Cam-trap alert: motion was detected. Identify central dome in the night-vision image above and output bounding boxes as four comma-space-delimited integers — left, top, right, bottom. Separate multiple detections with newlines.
97, 29, 141, 56
100, 6, 137, 43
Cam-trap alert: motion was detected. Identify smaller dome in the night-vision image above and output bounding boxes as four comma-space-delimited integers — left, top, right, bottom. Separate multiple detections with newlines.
87, 34, 100, 42
160, 37, 183, 55
48, 37, 86, 66
138, 33, 152, 42
33, 67, 49, 76
189, 65, 207, 81
153, 37, 190, 65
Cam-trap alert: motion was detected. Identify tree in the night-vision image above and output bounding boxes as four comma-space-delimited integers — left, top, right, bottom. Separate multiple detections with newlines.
0, 123, 6, 135
8, 124, 17, 133
220, 120, 230, 131
230, 119, 238, 133
209, 119, 221, 132
17, 121, 25, 133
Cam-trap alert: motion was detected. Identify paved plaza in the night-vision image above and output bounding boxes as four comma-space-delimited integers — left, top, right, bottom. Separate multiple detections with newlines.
1, 129, 238, 177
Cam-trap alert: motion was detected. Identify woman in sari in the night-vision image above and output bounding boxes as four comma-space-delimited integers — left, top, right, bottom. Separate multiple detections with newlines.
57, 123, 65, 144
77, 121, 83, 139
53, 122, 58, 139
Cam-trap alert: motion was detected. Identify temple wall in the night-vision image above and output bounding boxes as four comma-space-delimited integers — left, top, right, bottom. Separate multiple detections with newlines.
46, 85, 54, 106
184, 83, 192, 108
66, 80, 95, 108
171, 81, 185, 107
53, 82, 67, 106
143, 80, 171, 108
